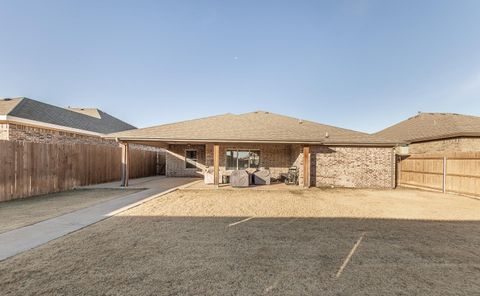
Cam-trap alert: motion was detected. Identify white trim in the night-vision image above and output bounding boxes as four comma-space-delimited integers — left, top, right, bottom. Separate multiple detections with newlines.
1, 115, 104, 137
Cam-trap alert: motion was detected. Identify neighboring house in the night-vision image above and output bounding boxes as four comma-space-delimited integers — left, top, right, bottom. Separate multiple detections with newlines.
0, 97, 136, 145
108, 111, 399, 188
375, 112, 480, 154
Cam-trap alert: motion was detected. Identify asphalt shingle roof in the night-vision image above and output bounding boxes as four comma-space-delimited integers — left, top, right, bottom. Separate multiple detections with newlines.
108, 111, 396, 145
375, 112, 480, 143
0, 97, 136, 134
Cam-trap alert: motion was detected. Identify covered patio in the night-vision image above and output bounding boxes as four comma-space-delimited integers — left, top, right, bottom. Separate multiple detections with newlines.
116, 141, 312, 188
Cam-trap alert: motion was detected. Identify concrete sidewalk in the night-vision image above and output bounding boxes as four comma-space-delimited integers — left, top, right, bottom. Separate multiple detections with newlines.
0, 177, 199, 261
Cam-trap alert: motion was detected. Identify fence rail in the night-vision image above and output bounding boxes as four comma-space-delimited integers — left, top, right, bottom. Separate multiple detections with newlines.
398, 152, 480, 197
0, 140, 159, 202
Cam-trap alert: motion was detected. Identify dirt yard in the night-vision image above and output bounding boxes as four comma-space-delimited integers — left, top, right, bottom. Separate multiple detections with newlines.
0, 189, 141, 233
0, 188, 479, 295
119, 187, 480, 220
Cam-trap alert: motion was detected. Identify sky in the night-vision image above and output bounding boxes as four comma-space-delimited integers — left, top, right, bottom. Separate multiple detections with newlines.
1, 0, 480, 133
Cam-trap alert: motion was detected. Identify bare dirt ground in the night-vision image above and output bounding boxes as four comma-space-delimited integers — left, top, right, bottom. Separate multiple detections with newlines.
120, 187, 480, 220
0, 188, 479, 295
0, 189, 141, 233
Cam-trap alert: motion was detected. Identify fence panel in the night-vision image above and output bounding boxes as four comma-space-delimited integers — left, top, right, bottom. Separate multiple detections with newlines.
398, 152, 480, 197
0, 140, 160, 202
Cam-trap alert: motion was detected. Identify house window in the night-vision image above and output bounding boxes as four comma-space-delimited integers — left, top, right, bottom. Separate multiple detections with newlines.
185, 149, 198, 169
226, 149, 260, 170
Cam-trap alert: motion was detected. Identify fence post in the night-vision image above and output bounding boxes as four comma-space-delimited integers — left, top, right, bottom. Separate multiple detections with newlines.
442, 156, 447, 194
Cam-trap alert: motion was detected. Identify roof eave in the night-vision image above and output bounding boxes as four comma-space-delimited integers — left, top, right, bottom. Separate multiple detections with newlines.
105, 136, 401, 146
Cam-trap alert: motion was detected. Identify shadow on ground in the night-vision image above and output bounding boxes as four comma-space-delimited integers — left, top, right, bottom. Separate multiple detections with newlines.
1, 216, 479, 296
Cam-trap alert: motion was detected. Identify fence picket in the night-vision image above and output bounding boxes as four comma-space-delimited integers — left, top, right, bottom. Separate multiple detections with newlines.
0, 140, 161, 202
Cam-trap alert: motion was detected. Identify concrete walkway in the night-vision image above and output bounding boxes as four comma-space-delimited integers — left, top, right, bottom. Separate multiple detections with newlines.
0, 177, 200, 261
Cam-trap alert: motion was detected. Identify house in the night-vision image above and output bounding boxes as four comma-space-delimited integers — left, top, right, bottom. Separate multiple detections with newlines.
0, 97, 136, 145
375, 112, 480, 154
107, 111, 399, 188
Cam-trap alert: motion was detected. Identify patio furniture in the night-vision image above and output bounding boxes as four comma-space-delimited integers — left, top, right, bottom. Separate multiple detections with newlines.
230, 170, 250, 187
285, 166, 299, 185
253, 169, 270, 185
204, 167, 223, 184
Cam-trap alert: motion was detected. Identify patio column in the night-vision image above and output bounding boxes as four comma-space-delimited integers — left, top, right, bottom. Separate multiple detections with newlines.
121, 142, 130, 187
213, 144, 220, 188
303, 145, 310, 188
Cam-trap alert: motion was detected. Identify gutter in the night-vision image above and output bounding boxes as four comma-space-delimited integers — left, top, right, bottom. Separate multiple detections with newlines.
105, 137, 400, 147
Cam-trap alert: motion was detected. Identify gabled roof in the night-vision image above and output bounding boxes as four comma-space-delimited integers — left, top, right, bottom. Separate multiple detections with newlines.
375, 112, 480, 143
108, 111, 397, 145
0, 97, 136, 134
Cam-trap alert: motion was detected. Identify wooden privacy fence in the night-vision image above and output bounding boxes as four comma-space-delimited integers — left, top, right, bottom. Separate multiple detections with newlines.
398, 152, 480, 197
0, 140, 160, 202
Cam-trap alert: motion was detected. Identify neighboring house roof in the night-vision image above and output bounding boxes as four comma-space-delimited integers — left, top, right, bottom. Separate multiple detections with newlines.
108, 111, 397, 145
0, 97, 136, 134
375, 112, 480, 143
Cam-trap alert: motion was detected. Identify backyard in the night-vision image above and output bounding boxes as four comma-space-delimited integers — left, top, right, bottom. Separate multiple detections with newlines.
0, 188, 141, 233
1, 187, 479, 295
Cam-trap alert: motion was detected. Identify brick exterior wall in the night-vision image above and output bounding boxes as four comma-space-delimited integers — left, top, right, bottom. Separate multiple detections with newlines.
5, 123, 117, 146
296, 146, 394, 188
166, 143, 394, 188
166, 144, 206, 177
409, 137, 480, 154
0, 123, 8, 140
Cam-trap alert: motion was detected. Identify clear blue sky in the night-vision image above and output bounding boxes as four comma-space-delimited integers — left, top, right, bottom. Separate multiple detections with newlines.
1, 0, 480, 133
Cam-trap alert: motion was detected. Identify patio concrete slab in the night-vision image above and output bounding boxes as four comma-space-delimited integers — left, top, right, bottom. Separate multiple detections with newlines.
0, 177, 199, 261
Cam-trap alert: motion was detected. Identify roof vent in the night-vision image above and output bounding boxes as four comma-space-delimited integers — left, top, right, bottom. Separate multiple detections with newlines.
2, 98, 12, 101
325, 132, 329, 138
298, 119, 303, 124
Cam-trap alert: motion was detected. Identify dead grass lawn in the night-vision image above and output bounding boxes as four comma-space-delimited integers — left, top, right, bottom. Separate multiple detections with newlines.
0, 189, 141, 233
120, 187, 480, 220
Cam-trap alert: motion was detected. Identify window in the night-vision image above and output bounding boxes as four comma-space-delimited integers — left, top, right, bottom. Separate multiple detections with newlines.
185, 150, 198, 169
226, 149, 260, 170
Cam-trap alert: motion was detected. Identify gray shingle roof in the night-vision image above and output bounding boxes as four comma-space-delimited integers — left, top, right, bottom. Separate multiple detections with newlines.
0, 97, 136, 134
375, 112, 480, 143
108, 111, 397, 145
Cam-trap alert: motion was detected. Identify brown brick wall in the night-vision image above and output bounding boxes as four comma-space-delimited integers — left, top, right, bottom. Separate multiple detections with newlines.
6, 123, 117, 146
166, 144, 206, 177
297, 146, 394, 188
409, 137, 480, 154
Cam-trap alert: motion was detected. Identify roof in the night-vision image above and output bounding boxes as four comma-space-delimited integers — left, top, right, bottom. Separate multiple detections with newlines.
108, 111, 398, 145
0, 97, 136, 134
375, 112, 480, 143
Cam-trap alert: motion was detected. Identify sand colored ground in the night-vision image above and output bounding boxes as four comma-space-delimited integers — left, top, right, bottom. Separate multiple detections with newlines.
0, 189, 141, 233
120, 187, 480, 221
